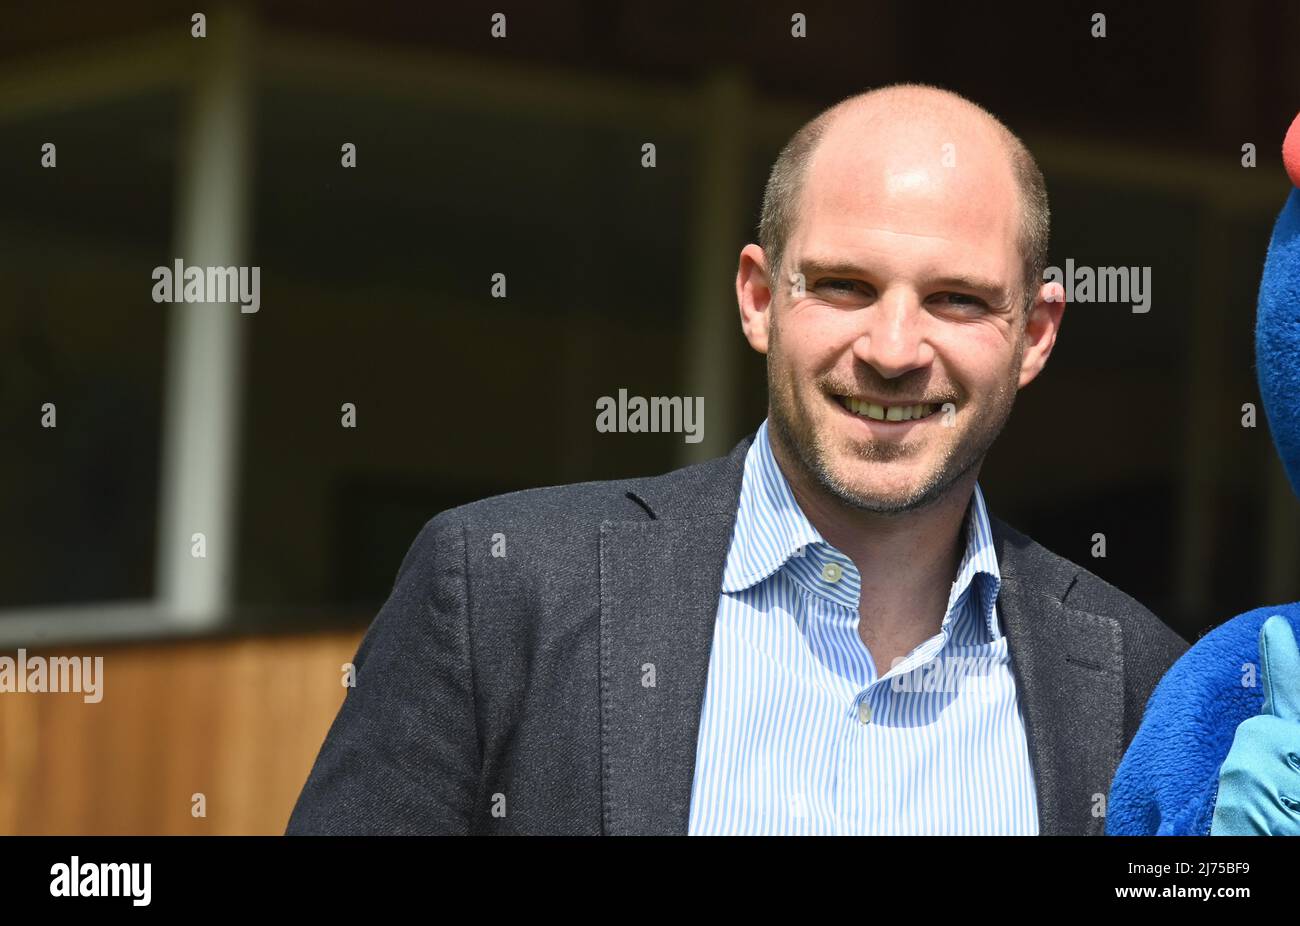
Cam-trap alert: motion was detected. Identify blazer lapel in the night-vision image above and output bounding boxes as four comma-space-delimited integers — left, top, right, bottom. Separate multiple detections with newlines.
992, 521, 1126, 835
598, 436, 752, 835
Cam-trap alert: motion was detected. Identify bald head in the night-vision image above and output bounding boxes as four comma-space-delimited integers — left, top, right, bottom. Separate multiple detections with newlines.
758, 83, 1049, 310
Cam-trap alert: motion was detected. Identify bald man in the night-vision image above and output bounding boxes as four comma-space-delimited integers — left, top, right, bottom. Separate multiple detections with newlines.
287, 83, 1187, 836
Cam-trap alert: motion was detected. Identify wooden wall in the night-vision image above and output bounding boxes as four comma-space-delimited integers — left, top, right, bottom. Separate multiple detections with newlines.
0, 629, 365, 834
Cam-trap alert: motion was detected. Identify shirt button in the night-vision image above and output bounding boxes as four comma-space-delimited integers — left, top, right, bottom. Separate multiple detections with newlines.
857, 701, 872, 724
821, 562, 843, 583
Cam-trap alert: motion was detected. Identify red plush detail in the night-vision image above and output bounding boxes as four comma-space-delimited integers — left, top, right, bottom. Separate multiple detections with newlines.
1285, 111, 1300, 188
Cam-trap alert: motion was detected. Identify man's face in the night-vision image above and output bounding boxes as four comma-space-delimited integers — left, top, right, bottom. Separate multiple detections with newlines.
746, 120, 1046, 515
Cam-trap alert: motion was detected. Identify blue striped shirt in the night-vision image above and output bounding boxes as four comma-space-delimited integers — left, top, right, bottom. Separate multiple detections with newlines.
687, 419, 1039, 835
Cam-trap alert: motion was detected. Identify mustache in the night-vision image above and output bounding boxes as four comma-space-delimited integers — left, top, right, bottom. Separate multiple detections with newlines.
822, 377, 960, 405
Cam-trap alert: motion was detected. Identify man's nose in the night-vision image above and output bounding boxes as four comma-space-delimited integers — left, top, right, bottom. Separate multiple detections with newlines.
850, 290, 933, 378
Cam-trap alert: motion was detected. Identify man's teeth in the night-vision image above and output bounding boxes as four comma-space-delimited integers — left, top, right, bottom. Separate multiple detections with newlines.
840, 396, 938, 422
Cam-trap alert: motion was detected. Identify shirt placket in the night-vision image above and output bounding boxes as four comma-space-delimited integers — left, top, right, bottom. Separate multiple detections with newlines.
850, 563, 964, 834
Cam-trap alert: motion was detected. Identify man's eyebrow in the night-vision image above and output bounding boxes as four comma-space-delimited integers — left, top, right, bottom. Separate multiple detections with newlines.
928, 275, 1012, 301
793, 258, 870, 279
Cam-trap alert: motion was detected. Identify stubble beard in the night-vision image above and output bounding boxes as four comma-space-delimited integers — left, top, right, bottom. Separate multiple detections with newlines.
765, 316, 1023, 516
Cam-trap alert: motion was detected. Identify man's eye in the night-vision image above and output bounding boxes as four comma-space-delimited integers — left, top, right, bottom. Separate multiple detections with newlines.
818, 279, 864, 294
935, 292, 987, 309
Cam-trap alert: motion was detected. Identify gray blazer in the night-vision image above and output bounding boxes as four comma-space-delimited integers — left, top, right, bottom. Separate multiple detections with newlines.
286, 431, 1188, 836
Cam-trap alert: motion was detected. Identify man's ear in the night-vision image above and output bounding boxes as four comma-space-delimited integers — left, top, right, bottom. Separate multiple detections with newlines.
1018, 280, 1066, 388
737, 243, 776, 355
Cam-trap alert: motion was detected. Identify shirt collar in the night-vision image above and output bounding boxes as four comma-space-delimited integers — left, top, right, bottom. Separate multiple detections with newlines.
721, 418, 1003, 641
720, 419, 826, 593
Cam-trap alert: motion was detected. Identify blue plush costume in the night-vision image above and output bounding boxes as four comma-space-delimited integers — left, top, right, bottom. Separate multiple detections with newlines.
1106, 112, 1300, 836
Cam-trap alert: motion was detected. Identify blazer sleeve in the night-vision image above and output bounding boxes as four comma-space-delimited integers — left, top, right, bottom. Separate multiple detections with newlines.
285, 510, 481, 834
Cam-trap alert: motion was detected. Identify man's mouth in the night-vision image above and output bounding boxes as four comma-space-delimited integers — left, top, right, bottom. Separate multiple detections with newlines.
834, 394, 942, 423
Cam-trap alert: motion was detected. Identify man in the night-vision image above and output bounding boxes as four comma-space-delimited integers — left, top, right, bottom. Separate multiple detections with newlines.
287, 83, 1187, 836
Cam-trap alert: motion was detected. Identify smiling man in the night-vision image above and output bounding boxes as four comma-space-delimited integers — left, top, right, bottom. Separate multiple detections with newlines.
287, 83, 1188, 836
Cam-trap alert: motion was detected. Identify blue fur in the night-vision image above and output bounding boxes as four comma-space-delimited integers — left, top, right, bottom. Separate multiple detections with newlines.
1107, 605, 1300, 834
1258, 189, 1300, 496
1106, 187, 1300, 835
